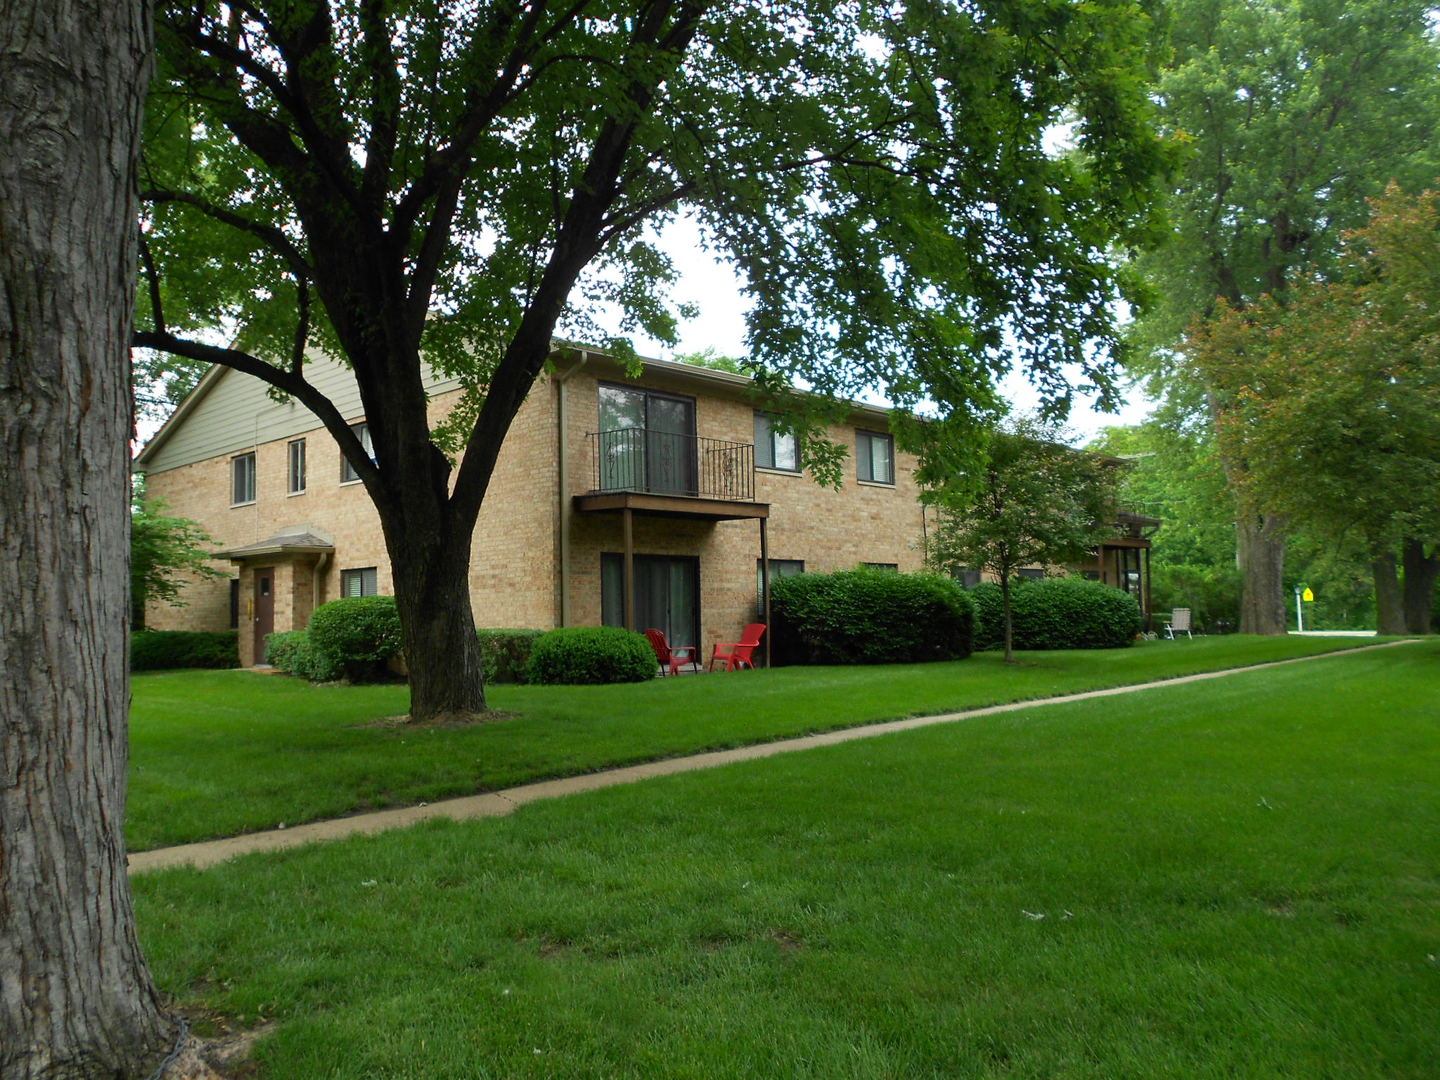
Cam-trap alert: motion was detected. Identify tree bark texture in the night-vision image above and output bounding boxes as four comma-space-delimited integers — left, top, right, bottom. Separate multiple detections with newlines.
381, 513, 489, 720
1236, 511, 1288, 635
1372, 551, 1407, 636
0, 2, 177, 1077
1400, 539, 1439, 635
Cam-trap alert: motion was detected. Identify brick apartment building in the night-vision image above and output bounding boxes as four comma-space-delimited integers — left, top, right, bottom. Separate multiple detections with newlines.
136, 347, 1157, 667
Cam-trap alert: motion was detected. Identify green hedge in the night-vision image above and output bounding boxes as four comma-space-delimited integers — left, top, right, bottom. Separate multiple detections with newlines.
970, 577, 1142, 650
477, 628, 545, 684
306, 595, 403, 683
131, 630, 239, 671
526, 626, 656, 685
770, 568, 973, 666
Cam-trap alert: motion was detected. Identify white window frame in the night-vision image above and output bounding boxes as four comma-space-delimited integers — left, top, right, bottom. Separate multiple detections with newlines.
287, 438, 307, 495
340, 422, 373, 484
231, 451, 256, 506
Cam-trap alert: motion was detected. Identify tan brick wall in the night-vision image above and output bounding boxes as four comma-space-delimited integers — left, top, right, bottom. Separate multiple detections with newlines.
558, 369, 925, 652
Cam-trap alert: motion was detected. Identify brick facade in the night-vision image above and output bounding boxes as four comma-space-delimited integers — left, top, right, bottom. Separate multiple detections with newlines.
140, 354, 933, 665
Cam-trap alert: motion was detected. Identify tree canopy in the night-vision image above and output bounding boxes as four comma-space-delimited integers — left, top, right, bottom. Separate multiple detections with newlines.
1123, 0, 1440, 633
137, 0, 1168, 719
1183, 184, 1440, 632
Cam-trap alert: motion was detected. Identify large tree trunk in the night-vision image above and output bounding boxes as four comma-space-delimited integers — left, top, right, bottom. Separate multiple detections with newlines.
380, 513, 490, 721
1372, 550, 1407, 635
0, 2, 179, 1078
1401, 538, 1439, 634
1236, 511, 1288, 634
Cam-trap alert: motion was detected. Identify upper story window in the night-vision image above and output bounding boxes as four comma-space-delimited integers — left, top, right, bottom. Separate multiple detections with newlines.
754, 413, 799, 472
287, 438, 307, 494
341, 567, 378, 597
597, 384, 696, 496
231, 452, 256, 505
856, 430, 894, 485
340, 422, 373, 484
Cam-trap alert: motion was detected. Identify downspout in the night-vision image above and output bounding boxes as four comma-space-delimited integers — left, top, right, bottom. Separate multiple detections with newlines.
554, 351, 589, 627
312, 550, 330, 615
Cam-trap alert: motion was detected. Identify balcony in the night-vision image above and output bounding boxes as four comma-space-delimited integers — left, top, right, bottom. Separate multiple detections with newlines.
575, 428, 767, 521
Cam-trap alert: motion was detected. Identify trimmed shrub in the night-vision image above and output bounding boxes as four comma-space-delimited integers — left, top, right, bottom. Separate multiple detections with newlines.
264, 629, 309, 670
477, 628, 545, 684
306, 595, 403, 683
967, 581, 1005, 652
770, 568, 974, 666
264, 629, 344, 682
131, 630, 239, 671
970, 576, 1142, 651
526, 626, 656, 685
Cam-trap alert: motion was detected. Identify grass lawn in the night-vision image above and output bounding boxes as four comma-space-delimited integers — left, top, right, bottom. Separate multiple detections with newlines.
133, 641, 1440, 1078
130, 635, 1397, 851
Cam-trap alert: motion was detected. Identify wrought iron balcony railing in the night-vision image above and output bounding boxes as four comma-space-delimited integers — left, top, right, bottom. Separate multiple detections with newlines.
588, 428, 755, 502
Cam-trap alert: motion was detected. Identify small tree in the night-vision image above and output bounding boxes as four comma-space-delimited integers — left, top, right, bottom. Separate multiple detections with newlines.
130, 495, 223, 629
925, 417, 1119, 662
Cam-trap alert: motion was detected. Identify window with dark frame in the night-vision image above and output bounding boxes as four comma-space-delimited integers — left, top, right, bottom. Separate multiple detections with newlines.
862, 562, 899, 572
856, 430, 894, 484
228, 579, 240, 629
952, 566, 982, 588
753, 413, 799, 472
1017, 567, 1046, 580
341, 567, 378, 597
756, 558, 804, 614
340, 422, 373, 483
287, 438, 307, 494
231, 451, 256, 505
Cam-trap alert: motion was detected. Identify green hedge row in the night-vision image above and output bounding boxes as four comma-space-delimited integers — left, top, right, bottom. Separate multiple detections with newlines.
526, 626, 655, 685
131, 630, 239, 671
970, 577, 1142, 651
770, 568, 974, 665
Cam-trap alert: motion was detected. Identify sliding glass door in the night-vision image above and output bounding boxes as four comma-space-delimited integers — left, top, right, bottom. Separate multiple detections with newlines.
601, 554, 700, 648
597, 384, 697, 495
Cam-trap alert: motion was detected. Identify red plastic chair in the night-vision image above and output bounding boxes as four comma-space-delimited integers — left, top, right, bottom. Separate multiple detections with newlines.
645, 628, 699, 676
709, 623, 766, 672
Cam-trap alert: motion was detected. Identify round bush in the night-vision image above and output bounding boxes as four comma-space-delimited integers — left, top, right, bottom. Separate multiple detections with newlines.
306, 595, 403, 682
265, 628, 344, 682
770, 568, 973, 666
526, 626, 656, 685
971, 576, 1141, 650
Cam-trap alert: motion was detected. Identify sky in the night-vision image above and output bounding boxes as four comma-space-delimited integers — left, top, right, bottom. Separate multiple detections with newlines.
631, 214, 1157, 448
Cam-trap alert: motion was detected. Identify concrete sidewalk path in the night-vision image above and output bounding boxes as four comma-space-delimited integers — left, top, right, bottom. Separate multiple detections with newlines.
127, 639, 1417, 875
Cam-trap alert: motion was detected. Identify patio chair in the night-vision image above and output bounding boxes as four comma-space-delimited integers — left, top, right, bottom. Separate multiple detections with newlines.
645, 628, 699, 676
709, 623, 766, 672
1164, 608, 1193, 640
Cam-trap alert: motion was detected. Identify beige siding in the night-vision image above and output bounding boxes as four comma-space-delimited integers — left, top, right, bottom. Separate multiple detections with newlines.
141, 358, 464, 475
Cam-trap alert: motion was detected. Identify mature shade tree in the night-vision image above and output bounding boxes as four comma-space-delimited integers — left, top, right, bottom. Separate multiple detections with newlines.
136, 0, 1167, 721
1184, 184, 1440, 635
1129, 0, 1440, 633
0, 1, 188, 1077
925, 416, 1119, 662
